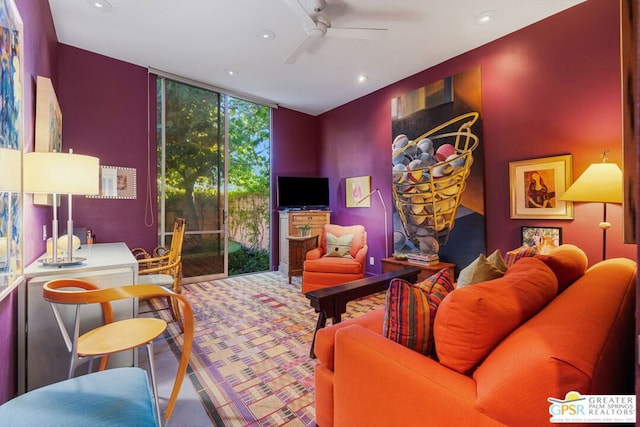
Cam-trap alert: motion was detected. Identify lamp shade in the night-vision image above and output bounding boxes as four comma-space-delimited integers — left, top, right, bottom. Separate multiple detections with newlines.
559, 163, 622, 204
0, 147, 21, 192
23, 152, 99, 195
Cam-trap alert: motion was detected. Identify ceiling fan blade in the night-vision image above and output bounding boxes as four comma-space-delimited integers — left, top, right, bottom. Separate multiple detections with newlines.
284, 37, 314, 64
326, 27, 387, 40
281, 0, 316, 30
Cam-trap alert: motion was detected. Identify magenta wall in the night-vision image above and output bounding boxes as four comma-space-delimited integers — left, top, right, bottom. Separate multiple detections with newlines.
0, 0, 58, 403
57, 45, 157, 252
319, 0, 636, 272
271, 107, 322, 269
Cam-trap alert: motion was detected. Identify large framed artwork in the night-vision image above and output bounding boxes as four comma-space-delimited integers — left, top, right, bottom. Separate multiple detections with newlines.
34, 75, 63, 205
508, 155, 573, 220
0, 0, 24, 295
391, 66, 484, 270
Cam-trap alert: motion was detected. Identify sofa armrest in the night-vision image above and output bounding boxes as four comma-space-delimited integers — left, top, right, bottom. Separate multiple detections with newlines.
332, 325, 505, 427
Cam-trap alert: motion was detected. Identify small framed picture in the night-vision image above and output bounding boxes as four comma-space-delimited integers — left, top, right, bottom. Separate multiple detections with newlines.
346, 176, 371, 207
521, 226, 562, 248
87, 166, 137, 199
509, 154, 573, 220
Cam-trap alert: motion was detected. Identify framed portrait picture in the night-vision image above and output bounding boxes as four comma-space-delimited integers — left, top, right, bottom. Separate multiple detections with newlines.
346, 176, 370, 207
521, 226, 562, 248
509, 154, 573, 220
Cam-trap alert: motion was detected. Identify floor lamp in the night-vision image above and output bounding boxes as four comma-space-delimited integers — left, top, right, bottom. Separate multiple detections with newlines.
357, 188, 389, 258
559, 158, 622, 260
23, 150, 100, 266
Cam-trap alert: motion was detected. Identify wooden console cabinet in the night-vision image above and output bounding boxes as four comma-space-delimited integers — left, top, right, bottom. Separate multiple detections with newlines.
381, 257, 456, 282
279, 210, 330, 276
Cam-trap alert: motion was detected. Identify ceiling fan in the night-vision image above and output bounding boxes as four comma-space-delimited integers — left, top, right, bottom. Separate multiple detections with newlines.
281, 0, 387, 64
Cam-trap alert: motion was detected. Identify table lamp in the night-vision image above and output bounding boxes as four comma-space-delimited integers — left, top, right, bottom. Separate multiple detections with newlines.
23, 150, 99, 266
357, 188, 389, 258
0, 147, 22, 269
559, 153, 622, 260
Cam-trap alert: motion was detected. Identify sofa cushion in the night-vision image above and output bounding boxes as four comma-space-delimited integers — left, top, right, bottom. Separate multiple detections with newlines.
535, 244, 588, 292
434, 257, 558, 374
486, 249, 508, 273
456, 253, 504, 288
383, 268, 454, 355
324, 232, 354, 258
504, 245, 537, 267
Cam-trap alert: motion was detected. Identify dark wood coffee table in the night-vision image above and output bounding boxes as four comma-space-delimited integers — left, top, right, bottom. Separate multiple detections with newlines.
304, 266, 420, 358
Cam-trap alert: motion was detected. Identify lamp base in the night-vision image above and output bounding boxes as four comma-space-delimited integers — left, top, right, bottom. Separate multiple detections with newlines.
39, 257, 86, 267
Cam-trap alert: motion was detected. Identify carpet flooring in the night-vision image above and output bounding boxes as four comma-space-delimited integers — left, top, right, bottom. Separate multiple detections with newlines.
152, 271, 385, 427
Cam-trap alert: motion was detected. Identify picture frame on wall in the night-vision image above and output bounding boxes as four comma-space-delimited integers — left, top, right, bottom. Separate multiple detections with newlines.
345, 176, 370, 207
521, 226, 562, 248
0, 0, 24, 293
509, 154, 573, 220
87, 166, 137, 199
34, 76, 63, 206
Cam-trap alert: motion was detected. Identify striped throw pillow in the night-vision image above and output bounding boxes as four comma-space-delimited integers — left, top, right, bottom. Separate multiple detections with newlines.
383, 268, 454, 355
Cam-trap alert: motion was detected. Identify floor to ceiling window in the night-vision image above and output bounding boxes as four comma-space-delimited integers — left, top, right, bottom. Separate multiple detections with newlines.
157, 76, 271, 281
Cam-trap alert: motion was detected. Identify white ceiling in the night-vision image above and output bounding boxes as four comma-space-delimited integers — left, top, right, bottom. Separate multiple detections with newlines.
48, 0, 585, 116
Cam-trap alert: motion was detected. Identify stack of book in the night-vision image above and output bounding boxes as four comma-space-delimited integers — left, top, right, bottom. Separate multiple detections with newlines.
406, 253, 440, 266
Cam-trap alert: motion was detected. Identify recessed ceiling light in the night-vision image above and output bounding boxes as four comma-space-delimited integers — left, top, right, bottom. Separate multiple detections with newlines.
225, 69, 238, 76
87, 0, 113, 12
357, 74, 368, 83
261, 29, 276, 40
476, 10, 495, 25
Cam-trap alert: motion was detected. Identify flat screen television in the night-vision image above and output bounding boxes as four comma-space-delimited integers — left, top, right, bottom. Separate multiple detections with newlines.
277, 176, 330, 210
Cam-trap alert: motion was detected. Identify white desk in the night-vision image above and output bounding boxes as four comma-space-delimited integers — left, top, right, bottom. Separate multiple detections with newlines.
18, 242, 139, 393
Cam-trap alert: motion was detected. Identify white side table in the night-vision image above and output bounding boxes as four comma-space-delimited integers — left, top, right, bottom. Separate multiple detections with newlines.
18, 242, 139, 393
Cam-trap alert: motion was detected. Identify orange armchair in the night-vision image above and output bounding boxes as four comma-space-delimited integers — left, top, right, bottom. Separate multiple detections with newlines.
301, 224, 368, 293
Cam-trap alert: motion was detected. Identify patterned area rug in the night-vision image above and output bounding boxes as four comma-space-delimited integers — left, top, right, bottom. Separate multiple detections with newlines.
153, 271, 385, 426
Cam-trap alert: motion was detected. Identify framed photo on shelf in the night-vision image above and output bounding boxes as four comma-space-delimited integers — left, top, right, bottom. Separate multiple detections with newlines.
521, 226, 562, 248
509, 154, 573, 220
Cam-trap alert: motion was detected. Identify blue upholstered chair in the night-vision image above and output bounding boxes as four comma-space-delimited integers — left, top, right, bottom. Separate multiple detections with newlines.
0, 368, 158, 426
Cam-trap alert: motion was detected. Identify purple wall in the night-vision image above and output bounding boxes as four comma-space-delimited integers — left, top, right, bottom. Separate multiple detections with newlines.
271, 107, 322, 269
0, 0, 58, 403
319, 0, 636, 272
57, 45, 157, 252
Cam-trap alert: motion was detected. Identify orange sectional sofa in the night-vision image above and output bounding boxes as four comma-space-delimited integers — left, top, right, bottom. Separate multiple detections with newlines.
313, 246, 636, 427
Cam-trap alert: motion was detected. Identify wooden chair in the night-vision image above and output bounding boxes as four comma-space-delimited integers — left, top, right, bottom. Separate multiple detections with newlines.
134, 218, 187, 329
40, 280, 194, 425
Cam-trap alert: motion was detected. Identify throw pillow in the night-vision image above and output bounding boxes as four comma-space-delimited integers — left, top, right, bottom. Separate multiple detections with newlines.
324, 233, 354, 258
486, 249, 508, 273
535, 244, 588, 293
456, 253, 505, 288
434, 257, 558, 374
504, 245, 538, 267
383, 268, 454, 355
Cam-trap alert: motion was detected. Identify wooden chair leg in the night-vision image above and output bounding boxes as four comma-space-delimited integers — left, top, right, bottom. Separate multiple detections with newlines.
167, 296, 184, 333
